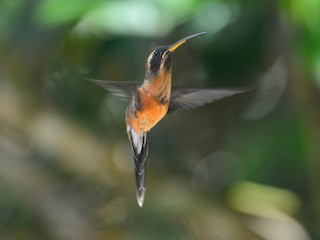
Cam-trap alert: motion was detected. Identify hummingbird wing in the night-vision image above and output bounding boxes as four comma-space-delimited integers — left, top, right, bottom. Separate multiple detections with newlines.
127, 126, 149, 207
87, 78, 138, 100
168, 87, 247, 113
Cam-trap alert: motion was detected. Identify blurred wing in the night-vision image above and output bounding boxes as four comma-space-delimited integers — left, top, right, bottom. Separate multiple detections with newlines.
87, 78, 138, 100
169, 87, 248, 113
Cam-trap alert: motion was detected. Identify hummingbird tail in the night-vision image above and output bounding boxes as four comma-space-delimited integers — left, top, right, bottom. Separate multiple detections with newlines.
136, 165, 147, 207
127, 127, 149, 207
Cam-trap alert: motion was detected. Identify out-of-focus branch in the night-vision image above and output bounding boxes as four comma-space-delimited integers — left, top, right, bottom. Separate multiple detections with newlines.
0, 77, 122, 239
0, 79, 115, 182
291, 58, 320, 229
0, 133, 96, 240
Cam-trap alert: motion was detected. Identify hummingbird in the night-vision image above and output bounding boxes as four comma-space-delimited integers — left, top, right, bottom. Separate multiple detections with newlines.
88, 32, 246, 207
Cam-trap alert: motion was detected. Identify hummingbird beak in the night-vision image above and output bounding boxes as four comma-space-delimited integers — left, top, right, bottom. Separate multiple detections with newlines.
167, 32, 207, 53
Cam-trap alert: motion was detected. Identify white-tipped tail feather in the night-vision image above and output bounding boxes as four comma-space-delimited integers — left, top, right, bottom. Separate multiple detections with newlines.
127, 126, 149, 207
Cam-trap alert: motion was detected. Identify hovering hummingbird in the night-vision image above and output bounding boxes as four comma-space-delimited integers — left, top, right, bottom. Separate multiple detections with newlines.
88, 32, 246, 207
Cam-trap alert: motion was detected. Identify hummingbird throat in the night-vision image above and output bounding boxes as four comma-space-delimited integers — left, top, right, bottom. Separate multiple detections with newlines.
143, 68, 172, 102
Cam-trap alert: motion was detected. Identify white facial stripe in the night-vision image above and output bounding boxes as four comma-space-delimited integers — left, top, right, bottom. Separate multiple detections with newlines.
162, 50, 169, 59
147, 50, 155, 68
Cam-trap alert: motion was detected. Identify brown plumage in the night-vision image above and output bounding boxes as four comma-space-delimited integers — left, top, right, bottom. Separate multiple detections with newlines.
88, 32, 247, 207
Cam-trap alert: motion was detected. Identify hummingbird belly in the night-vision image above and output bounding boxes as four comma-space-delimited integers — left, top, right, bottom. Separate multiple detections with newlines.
128, 91, 169, 133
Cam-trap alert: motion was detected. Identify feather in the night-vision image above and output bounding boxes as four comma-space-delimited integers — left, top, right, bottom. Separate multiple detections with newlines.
168, 87, 249, 113
127, 126, 149, 207
86, 78, 137, 100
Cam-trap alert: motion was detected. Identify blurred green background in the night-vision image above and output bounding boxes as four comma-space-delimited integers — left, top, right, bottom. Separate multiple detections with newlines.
0, 0, 320, 239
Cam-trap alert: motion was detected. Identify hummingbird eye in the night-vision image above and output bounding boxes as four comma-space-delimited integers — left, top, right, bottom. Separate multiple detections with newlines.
153, 50, 160, 57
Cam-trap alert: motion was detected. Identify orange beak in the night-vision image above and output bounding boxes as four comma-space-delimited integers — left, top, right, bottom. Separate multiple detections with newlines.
167, 32, 207, 53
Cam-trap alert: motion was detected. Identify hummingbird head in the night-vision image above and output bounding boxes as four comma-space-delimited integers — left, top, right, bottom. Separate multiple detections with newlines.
144, 32, 207, 81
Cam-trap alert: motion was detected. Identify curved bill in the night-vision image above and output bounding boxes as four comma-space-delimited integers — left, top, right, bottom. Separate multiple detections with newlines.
168, 32, 207, 53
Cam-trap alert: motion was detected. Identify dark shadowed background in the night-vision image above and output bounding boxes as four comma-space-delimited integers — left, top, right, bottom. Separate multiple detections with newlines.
0, 0, 319, 239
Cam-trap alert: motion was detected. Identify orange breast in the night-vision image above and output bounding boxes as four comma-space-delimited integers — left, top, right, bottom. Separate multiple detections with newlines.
128, 90, 169, 133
